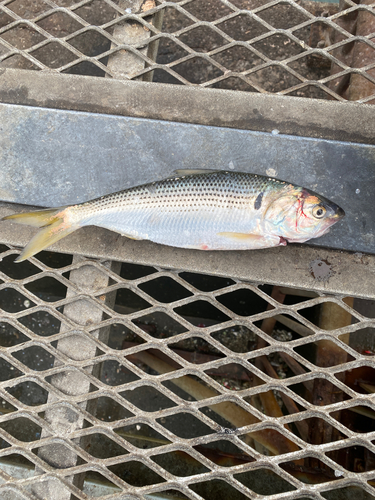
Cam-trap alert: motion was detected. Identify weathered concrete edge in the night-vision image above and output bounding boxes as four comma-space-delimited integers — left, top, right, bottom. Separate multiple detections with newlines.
0, 68, 375, 144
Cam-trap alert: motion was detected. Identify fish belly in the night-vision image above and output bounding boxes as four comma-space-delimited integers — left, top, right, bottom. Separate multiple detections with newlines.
82, 207, 275, 250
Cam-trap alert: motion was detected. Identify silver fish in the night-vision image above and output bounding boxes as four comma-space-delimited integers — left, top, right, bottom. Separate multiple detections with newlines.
2, 169, 344, 262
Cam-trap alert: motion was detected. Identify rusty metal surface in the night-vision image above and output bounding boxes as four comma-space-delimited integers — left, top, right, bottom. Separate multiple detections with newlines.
0, 245, 374, 500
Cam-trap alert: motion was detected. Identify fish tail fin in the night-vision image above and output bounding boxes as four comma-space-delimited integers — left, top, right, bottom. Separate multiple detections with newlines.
2, 208, 66, 228
2, 207, 77, 262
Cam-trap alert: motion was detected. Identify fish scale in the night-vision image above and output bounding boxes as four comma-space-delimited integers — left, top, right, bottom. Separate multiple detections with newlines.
2, 170, 344, 262
81, 172, 280, 214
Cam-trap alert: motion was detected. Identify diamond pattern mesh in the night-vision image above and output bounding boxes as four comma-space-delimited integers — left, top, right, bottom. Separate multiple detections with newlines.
1, 0, 375, 101
1, 1, 375, 498
0, 243, 374, 499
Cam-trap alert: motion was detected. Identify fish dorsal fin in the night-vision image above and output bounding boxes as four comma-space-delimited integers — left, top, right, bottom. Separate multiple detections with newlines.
172, 169, 219, 176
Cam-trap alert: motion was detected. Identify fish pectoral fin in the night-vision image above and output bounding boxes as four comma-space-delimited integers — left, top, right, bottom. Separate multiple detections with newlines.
218, 232, 287, 248
218, 232, 262, 240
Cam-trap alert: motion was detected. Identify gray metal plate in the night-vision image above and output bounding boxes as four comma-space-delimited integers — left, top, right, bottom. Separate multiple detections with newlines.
0, 102, 373, 254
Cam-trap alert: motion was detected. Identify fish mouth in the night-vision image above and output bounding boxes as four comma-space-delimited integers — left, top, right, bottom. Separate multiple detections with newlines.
322, 199, 345, 220
334, 206, 345, 219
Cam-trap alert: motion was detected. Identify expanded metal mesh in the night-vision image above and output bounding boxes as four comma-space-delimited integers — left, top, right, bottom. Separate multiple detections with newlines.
1, 1, 375, 499
1, 0, 375, 101
0, 243, 374, 499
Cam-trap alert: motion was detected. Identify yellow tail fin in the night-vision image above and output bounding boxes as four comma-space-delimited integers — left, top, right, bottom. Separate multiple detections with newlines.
2, 208, 77, 262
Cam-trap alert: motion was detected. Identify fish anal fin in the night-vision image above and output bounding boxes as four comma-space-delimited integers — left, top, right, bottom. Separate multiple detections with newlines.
121, 233, 143, 241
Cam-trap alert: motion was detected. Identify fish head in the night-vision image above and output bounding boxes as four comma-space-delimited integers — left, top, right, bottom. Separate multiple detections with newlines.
263, 186, 345, 243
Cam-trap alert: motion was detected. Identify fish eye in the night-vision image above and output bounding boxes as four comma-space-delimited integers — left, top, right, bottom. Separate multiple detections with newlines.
312, 205, 326, 219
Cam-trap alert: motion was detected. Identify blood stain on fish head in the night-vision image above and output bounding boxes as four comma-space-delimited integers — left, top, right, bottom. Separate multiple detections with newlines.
264, 186, 345, 244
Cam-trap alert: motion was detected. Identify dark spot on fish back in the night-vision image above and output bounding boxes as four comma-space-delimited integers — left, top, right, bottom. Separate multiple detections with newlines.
254, 191, 264, 210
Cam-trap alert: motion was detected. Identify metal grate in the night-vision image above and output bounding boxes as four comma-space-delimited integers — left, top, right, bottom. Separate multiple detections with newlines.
1, 0, 375, 102
0, 243, 374, 499
1, 0, 375, 499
